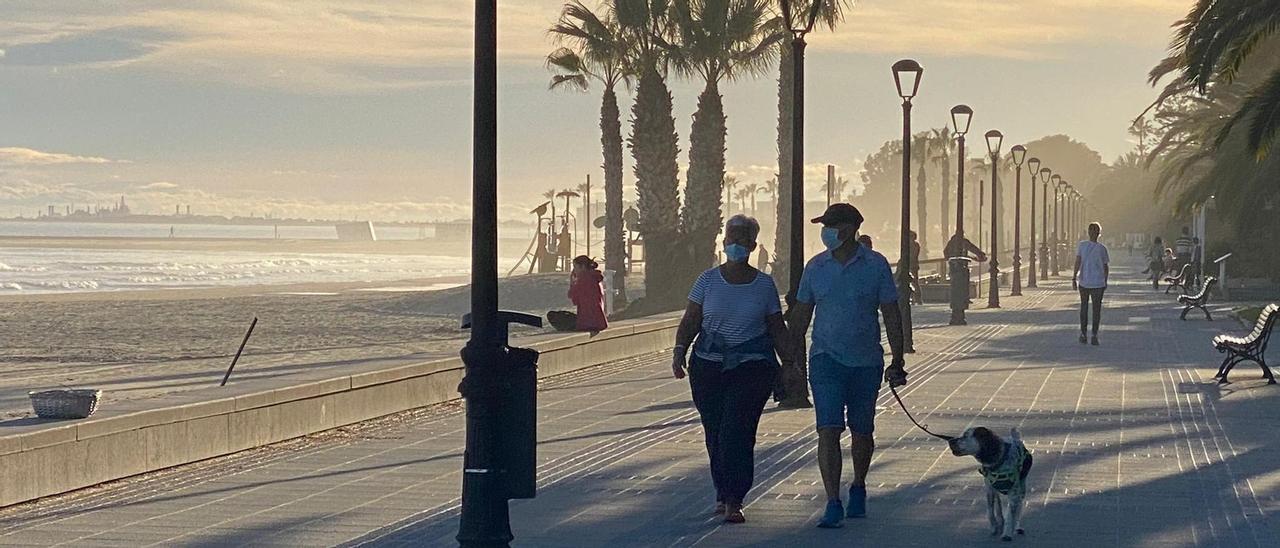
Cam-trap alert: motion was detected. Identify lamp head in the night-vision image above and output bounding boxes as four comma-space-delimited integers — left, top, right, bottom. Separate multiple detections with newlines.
891, 59, 923, 100
1011, 145, 1027, 167
984, 130, 1003, 157
950, 105, 973, 136
1027, 156, 1040, 174
1039, 167, 1051, 183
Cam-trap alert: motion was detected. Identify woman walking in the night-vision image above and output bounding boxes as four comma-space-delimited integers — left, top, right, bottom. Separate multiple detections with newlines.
672, 215, 792, 524
1074, 222, 1110, 345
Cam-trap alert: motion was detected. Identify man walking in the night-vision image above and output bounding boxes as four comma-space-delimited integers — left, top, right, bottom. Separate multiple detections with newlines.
1073, 222, 1110, 345
1174, 226, 1193, 271
788, 203, 908, 529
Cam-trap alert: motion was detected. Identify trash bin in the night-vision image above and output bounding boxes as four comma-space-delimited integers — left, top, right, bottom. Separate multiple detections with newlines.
500, 346, 538, 499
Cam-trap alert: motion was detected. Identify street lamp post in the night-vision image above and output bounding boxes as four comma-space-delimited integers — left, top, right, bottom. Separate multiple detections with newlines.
948, 105, 974, 326
1010, 146, 1027, 296
777, 0, 825, 409
985, 130, 1003, 308
1050, 174, 1062, 276
893, 59, 923, 354
1026, 157, 1041, 288
1039, 168, 1051, 280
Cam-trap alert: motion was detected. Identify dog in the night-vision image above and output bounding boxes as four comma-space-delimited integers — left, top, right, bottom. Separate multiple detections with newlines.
948, 426, 1033, 541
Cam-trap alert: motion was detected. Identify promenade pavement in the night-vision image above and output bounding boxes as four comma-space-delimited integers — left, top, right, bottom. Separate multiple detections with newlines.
1, 267, 1277, 547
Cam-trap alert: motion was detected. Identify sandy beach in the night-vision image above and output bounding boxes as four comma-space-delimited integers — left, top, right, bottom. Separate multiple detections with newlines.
0, 270, 642, 420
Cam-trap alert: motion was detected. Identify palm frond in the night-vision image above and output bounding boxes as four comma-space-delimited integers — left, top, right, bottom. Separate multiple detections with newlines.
1241, 68, 1280, 158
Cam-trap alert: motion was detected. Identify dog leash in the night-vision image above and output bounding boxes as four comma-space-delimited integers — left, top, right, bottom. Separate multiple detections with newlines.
889, 384, 954, 442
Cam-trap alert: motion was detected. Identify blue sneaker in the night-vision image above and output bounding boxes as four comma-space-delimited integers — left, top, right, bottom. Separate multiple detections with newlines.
817, 499, 844, 528
847, 485, 866, 518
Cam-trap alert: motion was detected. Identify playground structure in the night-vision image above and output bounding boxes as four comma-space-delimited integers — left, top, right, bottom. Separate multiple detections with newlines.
507, 189, 643, 278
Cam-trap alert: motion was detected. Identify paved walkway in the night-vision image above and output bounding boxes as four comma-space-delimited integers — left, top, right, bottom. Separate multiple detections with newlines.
1, 268, 1277, 547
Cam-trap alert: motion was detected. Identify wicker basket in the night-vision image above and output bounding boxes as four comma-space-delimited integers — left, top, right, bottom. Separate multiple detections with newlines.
29, 389, 103, 419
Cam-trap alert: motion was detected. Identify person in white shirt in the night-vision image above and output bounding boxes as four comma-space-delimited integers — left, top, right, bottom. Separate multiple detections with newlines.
1073, 222, 1110, 345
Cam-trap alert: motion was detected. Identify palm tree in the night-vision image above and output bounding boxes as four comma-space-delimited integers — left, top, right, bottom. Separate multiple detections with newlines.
761, 176, 777, 204
1149, 0, 1280, 158
618, 0, 683, 307
673, 0, 780, 279
819, 174, 850, 204
548, 1, 631, 305
737, 187, 753, 211
912, 131, 932, 256
770, 0, 851, 290
930, 126, 954, 250
743, 182, 760, 214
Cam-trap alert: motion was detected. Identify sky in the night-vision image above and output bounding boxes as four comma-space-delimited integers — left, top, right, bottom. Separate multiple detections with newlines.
0, 0, 1188, 222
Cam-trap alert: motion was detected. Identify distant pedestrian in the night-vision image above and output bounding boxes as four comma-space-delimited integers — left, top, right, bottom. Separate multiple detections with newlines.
1190, 237, 1203, 289
1174, 226, 1193, 270
1073, 222, 1110, 346
1145, 237, 1164, 289
672, 215, 793, 524
1163, 248, 1175, 276
547, 255, 608, 332
788, 203, 908, 529
908, 230, 923, 305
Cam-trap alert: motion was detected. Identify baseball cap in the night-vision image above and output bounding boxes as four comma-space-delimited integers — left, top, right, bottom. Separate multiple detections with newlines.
810, 203, 865, 227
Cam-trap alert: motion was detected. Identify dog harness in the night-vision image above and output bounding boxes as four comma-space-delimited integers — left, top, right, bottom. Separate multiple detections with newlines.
979, 441, 1030, 496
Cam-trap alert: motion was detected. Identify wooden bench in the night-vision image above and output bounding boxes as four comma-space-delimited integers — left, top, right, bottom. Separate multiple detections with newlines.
1213, 303, 1278, 384
1178, 276, 1217, 321
1163, 264, 1191, 294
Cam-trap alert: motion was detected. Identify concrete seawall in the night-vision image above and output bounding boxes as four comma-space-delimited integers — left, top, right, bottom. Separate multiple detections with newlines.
0, 313, 681, 508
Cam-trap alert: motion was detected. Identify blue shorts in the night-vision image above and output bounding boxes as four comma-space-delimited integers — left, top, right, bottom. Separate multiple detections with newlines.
809, 353, 882, 434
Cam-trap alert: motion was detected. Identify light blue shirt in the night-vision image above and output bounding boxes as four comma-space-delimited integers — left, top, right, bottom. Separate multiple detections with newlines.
797, 244, 899, 368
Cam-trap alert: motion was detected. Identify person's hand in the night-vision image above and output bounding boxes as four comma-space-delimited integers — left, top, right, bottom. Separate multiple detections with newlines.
671, 350, 687, 380
1072, 279, 1078, 290
885, 358, 908, 388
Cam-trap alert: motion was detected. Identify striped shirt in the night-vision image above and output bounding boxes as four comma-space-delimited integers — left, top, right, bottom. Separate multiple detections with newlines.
688, 268, 782, 363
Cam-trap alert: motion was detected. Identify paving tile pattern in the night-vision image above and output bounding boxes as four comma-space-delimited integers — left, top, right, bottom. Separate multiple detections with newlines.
1, 269, 1276, 547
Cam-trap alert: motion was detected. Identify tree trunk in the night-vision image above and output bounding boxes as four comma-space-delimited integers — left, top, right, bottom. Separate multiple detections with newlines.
916, 160, 929, 257
601, 87, 627, 307
940, 153, 951, 251
773, 41, 794, 291
629, 65, 682, 308
681, 80, 726, 288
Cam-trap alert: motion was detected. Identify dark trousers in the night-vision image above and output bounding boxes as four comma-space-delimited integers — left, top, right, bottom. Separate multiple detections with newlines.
1079, 287, 1105, 335
688, 356, 774, 505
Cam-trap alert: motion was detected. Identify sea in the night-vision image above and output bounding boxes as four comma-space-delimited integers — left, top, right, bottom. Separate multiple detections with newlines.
0, 221, 517, 294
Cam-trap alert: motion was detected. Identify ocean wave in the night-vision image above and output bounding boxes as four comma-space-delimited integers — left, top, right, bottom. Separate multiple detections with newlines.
0, 282, 22, 291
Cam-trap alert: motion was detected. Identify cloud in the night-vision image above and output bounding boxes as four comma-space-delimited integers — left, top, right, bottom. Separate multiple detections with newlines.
138, 181, 178, 190
821, 0, 1185, 59
0, 147, 121, 166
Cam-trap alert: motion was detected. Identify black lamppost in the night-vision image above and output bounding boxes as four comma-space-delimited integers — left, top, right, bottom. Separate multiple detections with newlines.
948, 105, 974, 326
1010, 145, 1027, 296
985, 130, 1003, 308
1050, 174, 1062, 276
777, 0, 824, 409
1039, 167, 1051, 280
458, 3, 543, 546
892, 59, 922, 353
1026, 156, 1041, 288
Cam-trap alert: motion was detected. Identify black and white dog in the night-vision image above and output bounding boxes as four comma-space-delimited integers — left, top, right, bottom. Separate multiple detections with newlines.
948, 426, 1033, 541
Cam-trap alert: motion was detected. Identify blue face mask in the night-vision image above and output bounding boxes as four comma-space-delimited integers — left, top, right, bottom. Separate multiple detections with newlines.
821, 227, 846, 250
724, 243, 751, 263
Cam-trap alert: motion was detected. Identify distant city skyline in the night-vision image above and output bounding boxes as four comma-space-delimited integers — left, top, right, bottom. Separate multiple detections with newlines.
0, 1, 1186, 222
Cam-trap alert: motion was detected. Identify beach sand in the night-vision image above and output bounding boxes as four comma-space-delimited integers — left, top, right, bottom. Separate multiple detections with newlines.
0, 271, 643, 420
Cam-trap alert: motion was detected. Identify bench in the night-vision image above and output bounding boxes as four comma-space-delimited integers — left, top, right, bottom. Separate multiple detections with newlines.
1178, 276, 1218, 321
1213, 303, 1278, 384
1164, 264, 1191, 294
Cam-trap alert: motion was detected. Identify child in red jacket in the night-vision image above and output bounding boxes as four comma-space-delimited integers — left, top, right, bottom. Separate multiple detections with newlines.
548, 255, 609, 332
